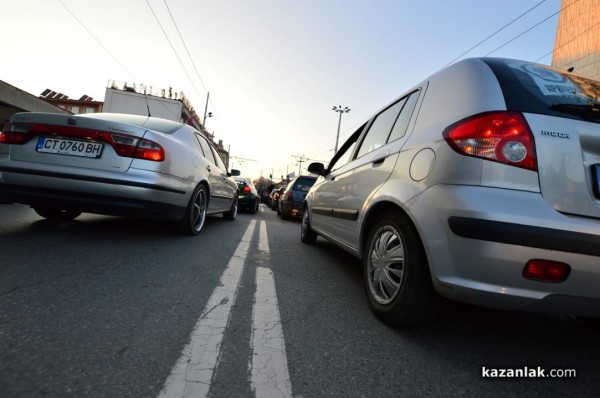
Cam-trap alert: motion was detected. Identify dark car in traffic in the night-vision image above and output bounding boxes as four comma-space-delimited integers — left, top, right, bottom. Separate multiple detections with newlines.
278, 175, 317, 219
234, 177, 259, 214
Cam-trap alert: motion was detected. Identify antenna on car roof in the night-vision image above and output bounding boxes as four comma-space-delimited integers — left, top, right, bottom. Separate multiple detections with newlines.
144, 92, 151, 117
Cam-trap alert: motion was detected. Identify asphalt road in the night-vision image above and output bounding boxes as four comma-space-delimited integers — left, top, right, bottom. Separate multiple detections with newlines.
1, 203, 599, 397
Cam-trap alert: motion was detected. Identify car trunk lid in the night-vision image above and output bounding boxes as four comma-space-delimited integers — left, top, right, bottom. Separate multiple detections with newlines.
527, 113, 600, 219
1, 113, 149, 173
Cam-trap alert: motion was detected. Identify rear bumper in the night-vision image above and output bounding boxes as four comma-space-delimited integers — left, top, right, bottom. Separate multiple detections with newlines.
281, 200, 303, 218
0, 183, 185, 220
237, 194, 256, 209
409, 184, 600, 318
0, 165, 190, 221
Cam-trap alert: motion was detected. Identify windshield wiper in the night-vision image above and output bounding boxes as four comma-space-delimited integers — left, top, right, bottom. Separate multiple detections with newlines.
550, 103, 600, 121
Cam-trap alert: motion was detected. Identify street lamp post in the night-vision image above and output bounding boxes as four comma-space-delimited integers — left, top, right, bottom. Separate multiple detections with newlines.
332, 105, 350, 153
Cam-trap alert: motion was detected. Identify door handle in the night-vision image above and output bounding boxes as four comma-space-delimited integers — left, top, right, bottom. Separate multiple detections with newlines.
206, 165, 212, 172
372, 152, 389, 166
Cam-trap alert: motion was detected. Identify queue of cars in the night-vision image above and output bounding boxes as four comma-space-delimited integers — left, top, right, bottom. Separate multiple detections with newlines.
2, 57, 599, 328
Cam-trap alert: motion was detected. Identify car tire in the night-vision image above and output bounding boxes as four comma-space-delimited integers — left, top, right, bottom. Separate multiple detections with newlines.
223, 195, 238, 221
33, 207, 82, 222
250, 198, 257, 214
300, 207, 317, 244
363, 211, 439, 327
179, 184, 207, 235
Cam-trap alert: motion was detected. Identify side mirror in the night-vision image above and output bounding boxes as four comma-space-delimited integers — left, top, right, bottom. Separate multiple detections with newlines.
230, 169, 241, 177
307, 162, 325, 176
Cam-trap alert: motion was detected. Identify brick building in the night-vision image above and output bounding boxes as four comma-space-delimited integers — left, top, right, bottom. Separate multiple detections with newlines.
552, 0, 600, 78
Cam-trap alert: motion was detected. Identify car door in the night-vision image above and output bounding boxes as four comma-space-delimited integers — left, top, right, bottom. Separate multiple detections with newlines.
194, 133, 229, 212
311, 90, 421, 251
208, 143, 238, 209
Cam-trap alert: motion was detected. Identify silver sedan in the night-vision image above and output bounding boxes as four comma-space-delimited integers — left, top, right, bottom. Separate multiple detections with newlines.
0, 112, 240, 235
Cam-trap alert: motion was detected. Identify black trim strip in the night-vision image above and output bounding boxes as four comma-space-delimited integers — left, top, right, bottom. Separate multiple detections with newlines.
448, 216, 600, 257
0, 165, 185, 194
312, 206, 358, 221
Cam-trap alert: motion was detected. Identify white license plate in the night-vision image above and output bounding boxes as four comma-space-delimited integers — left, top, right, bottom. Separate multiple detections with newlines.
36, 137, 104, 158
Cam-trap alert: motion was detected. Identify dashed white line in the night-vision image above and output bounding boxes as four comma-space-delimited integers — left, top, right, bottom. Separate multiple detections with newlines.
250, 266, 292, 398
258, 220, 270, 254
250, 221, 292, 397
158, 220, 256, 398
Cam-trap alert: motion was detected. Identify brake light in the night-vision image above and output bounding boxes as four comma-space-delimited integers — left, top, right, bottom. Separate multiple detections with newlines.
444, 112, 537, 171
243, 185, 251, 193
523, 259, 570, 282
286, 191, 293, 201
0, 123, 36, 144
0, 122, 164, 162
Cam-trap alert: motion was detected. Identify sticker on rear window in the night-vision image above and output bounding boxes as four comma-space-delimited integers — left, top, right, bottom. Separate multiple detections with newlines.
510, 62, 582, 100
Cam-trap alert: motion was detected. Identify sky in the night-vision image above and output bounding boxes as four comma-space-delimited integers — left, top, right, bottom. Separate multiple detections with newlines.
2, 0, 562, 180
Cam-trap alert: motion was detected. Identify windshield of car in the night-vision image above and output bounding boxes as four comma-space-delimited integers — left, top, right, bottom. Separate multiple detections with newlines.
484, 58, 600, 122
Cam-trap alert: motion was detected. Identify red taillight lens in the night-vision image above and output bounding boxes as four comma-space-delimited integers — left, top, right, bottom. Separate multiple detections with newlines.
286, 191, 293, 201
134, 139, 165, 161
243, 185, 251, 193
523, 259, 570, 282
0, 123, 36, 144
1, 122, 164, 162
444, 112, 537, 171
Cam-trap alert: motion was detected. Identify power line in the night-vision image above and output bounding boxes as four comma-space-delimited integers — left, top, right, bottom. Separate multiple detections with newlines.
57, 0, 138, 81
145, 0, 205, 104
163, 0, 208, 95
438, 0, 548, 71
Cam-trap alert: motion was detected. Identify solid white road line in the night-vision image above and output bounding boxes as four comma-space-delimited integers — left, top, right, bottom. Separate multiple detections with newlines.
158, 220, 257, 398
250, 267, 292, 398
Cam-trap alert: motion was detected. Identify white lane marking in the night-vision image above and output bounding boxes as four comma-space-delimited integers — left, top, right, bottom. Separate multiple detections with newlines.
259, 221, 269, 254
250, 267, 292, 398
158, 220, 257, 398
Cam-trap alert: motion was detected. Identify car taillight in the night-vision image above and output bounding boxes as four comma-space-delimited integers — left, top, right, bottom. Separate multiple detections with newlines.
286, 191, 293, 201
0, 122, 164, 162
444, 111, 537, 171
0, 123, 36, 144
243, 185, 251, 193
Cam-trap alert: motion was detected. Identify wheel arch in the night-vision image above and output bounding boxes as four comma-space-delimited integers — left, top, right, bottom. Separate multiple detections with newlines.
360, 201, 426, 263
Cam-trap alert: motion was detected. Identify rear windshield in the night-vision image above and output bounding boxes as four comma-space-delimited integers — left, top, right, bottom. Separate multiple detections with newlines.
80, 113, 182, 134
293, 177, 317, 192
484, 58, 600, 122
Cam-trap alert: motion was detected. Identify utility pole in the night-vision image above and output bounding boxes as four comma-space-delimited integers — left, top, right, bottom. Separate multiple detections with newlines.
291, 154, 309, 176
203, 92, 213, 127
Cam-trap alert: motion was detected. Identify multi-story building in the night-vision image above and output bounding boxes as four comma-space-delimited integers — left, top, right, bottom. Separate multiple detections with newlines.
552, 0, 600, 78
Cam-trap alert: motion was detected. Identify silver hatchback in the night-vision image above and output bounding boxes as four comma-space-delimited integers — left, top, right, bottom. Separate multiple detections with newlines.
0, 112, 240, 235
302, 57, 600, 326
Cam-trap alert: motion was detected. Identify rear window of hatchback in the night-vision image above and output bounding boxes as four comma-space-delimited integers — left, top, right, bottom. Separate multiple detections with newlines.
483, 58, 600, 122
